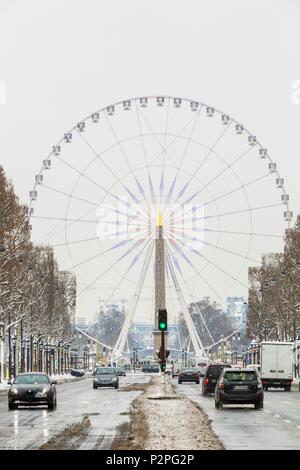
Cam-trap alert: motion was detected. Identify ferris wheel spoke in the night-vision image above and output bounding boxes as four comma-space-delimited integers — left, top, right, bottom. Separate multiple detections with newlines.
166, 228, 261, 264
53, 236, 99, 248
77, 235, 152, 297
41, 184, 100, 208
54, 154, 133, 211
174, 122, 233, 204
182, 146, 255, 207
64, 229, 150, 272
168, 236, 250, 291
164, 107, 203, 210
171, 172, 271, 225
166, 241, 224, 303
202, 202, 285, 221
166, 243, 214, 343
138, 104, 196, 168
135, 103, 157, 205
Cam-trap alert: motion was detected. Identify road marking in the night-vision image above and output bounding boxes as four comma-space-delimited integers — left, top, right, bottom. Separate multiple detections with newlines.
264, 400, 271, 404
264, 410, 271, 413
284, 420, 291, 423
282, 401, 292, 405
274, 414, 281, 418
296, 426, 300, 429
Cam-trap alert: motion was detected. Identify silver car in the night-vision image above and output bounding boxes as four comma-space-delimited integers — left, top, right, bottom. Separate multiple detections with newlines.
93, 367, 119, 389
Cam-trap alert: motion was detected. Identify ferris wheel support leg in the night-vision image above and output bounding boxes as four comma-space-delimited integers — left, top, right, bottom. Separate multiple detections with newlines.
112, 241, 154, 360
165, 247, 208, 360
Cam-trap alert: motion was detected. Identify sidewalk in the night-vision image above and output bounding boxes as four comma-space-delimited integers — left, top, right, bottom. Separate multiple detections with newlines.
0, 372, 90, 396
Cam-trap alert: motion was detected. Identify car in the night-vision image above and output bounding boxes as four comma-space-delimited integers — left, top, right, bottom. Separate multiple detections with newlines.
115, 367, 126, 377
178, 367, 200, 384
197, 367, 206, 377
202, 363, 231, 396
214, 368, 264, 410
8, 372, 57, 410
141, 365, 160, 373
93, 367, 119, 389
70, 368, 85, 377
246, 364, 261, 374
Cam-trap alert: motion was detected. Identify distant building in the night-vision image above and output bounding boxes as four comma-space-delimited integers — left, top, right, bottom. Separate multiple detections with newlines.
76, 317, 90, 331
129, 322, 180, 350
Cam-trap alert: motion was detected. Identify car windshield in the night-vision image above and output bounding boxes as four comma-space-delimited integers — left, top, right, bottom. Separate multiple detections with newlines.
116, 368, 124, 372
14, 374, 50, 385
207, 365, 229, 378
224, 371, 257, 381
182, 368, 195, 372
95, 367, 116, 375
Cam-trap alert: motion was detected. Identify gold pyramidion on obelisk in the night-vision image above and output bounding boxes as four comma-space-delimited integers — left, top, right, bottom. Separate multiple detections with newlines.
156, 208, 164, 227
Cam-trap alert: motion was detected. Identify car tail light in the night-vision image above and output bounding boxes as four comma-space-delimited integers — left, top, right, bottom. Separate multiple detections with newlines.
205, 378, 209, 385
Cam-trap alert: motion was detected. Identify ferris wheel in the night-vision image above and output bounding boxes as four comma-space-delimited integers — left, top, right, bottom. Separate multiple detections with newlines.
28, 96, 292, 355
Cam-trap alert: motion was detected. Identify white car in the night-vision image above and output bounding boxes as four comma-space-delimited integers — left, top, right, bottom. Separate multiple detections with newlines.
246, 364, 261, 375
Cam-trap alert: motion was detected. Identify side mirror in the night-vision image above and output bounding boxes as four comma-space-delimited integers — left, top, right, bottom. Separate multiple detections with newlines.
52, 380, 57, 385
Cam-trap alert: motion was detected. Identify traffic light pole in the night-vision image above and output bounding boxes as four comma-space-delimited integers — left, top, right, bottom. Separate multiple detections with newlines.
160, 329, 165, 372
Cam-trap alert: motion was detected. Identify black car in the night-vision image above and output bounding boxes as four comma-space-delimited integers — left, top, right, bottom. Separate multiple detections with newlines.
202, 363, 231, 396
142, 366, 160, 373
70, 368, 85, 377
178, 367, 200, 384
115, 367, 126, 377
8, 373, 57, 410
215, 368, 264, 410
93, 367, 119, 389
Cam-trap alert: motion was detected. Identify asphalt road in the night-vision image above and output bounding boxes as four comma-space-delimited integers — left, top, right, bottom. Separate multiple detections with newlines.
0, 374, 150, 450
173, 378, 300, 450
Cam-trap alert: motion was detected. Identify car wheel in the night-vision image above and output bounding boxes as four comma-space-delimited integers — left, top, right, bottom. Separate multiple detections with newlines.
215, 400, 220, 409
202, 388, 208, 397
284, 385, 291, 392
255, 400, 263, 410
93, 383, 97, 389
263, 386, 268, 391
115, 384, 119, 389
178, 380, 182, 384
196, 381, 200, 384
48, 400, 55, 411
8, 402, 17, 410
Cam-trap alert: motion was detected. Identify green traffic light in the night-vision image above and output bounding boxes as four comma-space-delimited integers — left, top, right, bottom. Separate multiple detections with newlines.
159, 322, 166, 330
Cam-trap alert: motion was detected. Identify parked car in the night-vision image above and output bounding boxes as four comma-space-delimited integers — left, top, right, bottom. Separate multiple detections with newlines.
215, 368, 264, 410
8, 372, 57, 410
93, 367, 119, 389
178, 367, 200, 384
202, 363, 231, 396
115, 367, 126, 377
70, 368, 85, 377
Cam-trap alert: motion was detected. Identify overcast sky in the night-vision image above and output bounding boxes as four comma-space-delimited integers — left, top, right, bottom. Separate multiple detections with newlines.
1, 0, 300, 322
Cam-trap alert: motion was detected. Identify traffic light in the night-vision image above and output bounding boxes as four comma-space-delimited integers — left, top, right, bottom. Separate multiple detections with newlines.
158, 308, 167, 331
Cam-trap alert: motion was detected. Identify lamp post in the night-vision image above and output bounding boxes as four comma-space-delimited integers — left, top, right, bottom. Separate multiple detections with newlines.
25, 337, 30, 372
0, 322, 5, 383
12, 333, 17, 378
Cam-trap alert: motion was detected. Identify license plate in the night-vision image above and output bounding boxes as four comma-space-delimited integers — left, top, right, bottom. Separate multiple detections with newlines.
273, 382, 281, 384
234, 385, 248, 390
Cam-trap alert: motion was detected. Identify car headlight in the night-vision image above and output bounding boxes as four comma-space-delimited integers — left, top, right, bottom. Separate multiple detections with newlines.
11, 387, 19, 395
36, 388, 49, 397
112, 377, 117, 382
